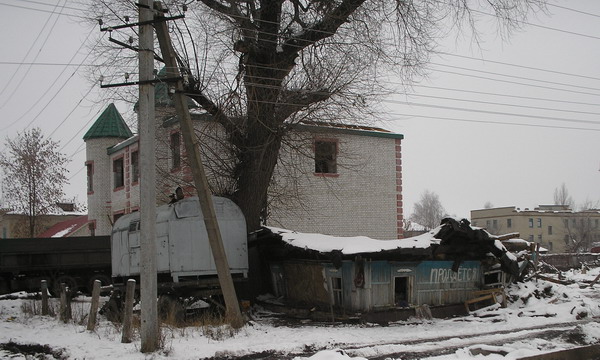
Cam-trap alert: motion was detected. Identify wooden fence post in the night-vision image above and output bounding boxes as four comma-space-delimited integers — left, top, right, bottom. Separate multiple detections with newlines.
121, 279, 136, 343
41, 280, 49, 316
59, 284, 72, 323
87, 280, 102, 331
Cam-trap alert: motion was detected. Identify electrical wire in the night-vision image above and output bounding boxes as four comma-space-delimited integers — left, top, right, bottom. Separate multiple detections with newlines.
0, 0, 66, 108
387, 112, 600, 132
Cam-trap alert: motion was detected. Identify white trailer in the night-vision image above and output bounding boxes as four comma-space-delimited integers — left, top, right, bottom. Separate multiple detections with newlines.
111, 196, 248, 286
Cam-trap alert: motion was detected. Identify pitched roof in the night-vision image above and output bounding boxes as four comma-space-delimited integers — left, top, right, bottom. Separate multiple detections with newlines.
83, 103, 133, 140
37, 215, 89, 238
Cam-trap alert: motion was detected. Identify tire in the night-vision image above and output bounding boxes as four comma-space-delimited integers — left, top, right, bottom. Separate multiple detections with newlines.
0, 277, 10, 295
158, 295, 185, 325
53, 275, 78, 298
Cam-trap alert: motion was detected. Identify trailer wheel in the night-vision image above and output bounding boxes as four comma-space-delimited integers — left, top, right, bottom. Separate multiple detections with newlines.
158, 295, 185, 325
52, 275, 78, 298
0, 277, 9, 295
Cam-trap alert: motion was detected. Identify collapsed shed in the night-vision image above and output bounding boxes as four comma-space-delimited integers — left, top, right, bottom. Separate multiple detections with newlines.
253, 218, 518, 318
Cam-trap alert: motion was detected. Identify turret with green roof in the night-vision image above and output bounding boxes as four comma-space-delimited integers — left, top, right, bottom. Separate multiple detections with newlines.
83, 103, 133, 141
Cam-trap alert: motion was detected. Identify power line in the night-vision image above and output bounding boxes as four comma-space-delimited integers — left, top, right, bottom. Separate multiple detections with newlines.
0, 0, 66, 107
0, 1, 88, 20
436, 52, 600, 82
2, 27, 98, 132
383, 98, 600, 126
388, 112, 600, 132
430, 62, 600, 93
547, 3, 600, 19
410, 84, 600, 108
0, 61, 112, 67
403, 93, 600, 117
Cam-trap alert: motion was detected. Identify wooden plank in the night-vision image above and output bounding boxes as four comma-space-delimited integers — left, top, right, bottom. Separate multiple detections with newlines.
517, 345, 600, 360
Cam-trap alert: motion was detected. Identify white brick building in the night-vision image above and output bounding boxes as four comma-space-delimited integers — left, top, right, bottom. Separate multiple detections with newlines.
83, 103, 404, 239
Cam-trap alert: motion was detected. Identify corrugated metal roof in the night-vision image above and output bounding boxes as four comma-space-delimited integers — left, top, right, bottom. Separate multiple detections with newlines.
37, 215, 89, 237
83, 103, 133, 140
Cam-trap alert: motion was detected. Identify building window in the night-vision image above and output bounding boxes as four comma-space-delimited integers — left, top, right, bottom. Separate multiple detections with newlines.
86, 162, 93, 193
486, 220, 491, 229
331, 277, 343, 307
131, 151, 139, 183
170, 132, 181, 170
507, 218, 512, 228
548, 241, 553, 251
492, 219, 498, 229
548, 225, 553, 235
536, 218, 542, 228
113, 158, 124, 189
564, 219, 569, 228
314, 140, 337, 174
596, 219, 599, 228
538, 234, 542, 242
528, 235, 534, 242
528, 218, 533, 228
88, 222, 95, 237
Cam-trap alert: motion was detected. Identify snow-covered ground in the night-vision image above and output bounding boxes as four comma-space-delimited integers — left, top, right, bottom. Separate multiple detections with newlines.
2, 267, 600, 360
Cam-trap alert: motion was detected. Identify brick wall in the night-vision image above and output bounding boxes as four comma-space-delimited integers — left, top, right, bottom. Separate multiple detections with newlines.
87, 118, 403, 239
268, 130, 402, 239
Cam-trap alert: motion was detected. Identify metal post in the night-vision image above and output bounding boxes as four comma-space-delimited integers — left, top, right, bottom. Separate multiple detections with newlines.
139, 0, 159, 352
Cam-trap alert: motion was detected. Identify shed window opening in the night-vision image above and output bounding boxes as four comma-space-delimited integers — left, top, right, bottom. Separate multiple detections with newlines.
314, 140, 337, 174
113, 158, 124, 189
331, 276, 343, 307
394, 277, 409, 307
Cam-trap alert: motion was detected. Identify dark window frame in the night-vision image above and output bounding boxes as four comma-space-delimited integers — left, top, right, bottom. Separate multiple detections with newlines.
314, 139, 338, 176
86, 161, 94, 194
113, 157, 125, 190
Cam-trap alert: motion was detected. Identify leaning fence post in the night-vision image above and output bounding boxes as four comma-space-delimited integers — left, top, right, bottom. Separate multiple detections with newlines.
59, 284, 72, 323
41, 280, 49, 316
121, 279, 136, 343
87, 280, 102, 331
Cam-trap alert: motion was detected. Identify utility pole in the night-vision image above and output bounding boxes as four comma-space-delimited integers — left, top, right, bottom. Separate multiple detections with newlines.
154, 1, 244, 328
138, 0, 159, 352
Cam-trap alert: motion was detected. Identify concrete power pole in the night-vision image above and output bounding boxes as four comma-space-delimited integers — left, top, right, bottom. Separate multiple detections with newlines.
138, 0, 159, 352
154, 1, 244, 328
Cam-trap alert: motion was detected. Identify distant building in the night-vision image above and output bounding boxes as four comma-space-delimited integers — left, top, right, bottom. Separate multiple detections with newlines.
471, 205, 600, 253
84, 93, 404, 239
0, 204, 83, 239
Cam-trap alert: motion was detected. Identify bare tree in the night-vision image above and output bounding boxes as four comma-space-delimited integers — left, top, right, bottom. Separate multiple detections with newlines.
410, 190, 446, 231
563, 200, 600, 253
0, 129, 69, 237
483, 201, 494, 209
554, 182, 574, 209
86, 0, 546, 232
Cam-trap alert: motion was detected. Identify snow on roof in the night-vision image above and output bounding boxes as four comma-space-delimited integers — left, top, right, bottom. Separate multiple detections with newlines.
267, 226, 441, 255
37, 215, 89, 238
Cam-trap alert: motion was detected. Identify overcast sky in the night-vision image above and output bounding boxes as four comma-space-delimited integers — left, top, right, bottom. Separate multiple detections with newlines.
0, 1, 598, 221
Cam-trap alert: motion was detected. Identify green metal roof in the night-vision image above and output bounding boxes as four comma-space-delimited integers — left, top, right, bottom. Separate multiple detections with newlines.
83, 103, 133, 140
133, 67, 198, 111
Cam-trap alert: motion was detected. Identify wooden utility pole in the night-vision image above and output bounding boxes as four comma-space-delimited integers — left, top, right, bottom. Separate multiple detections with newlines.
139, 0, 159, 352
154, 1, 244, 328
